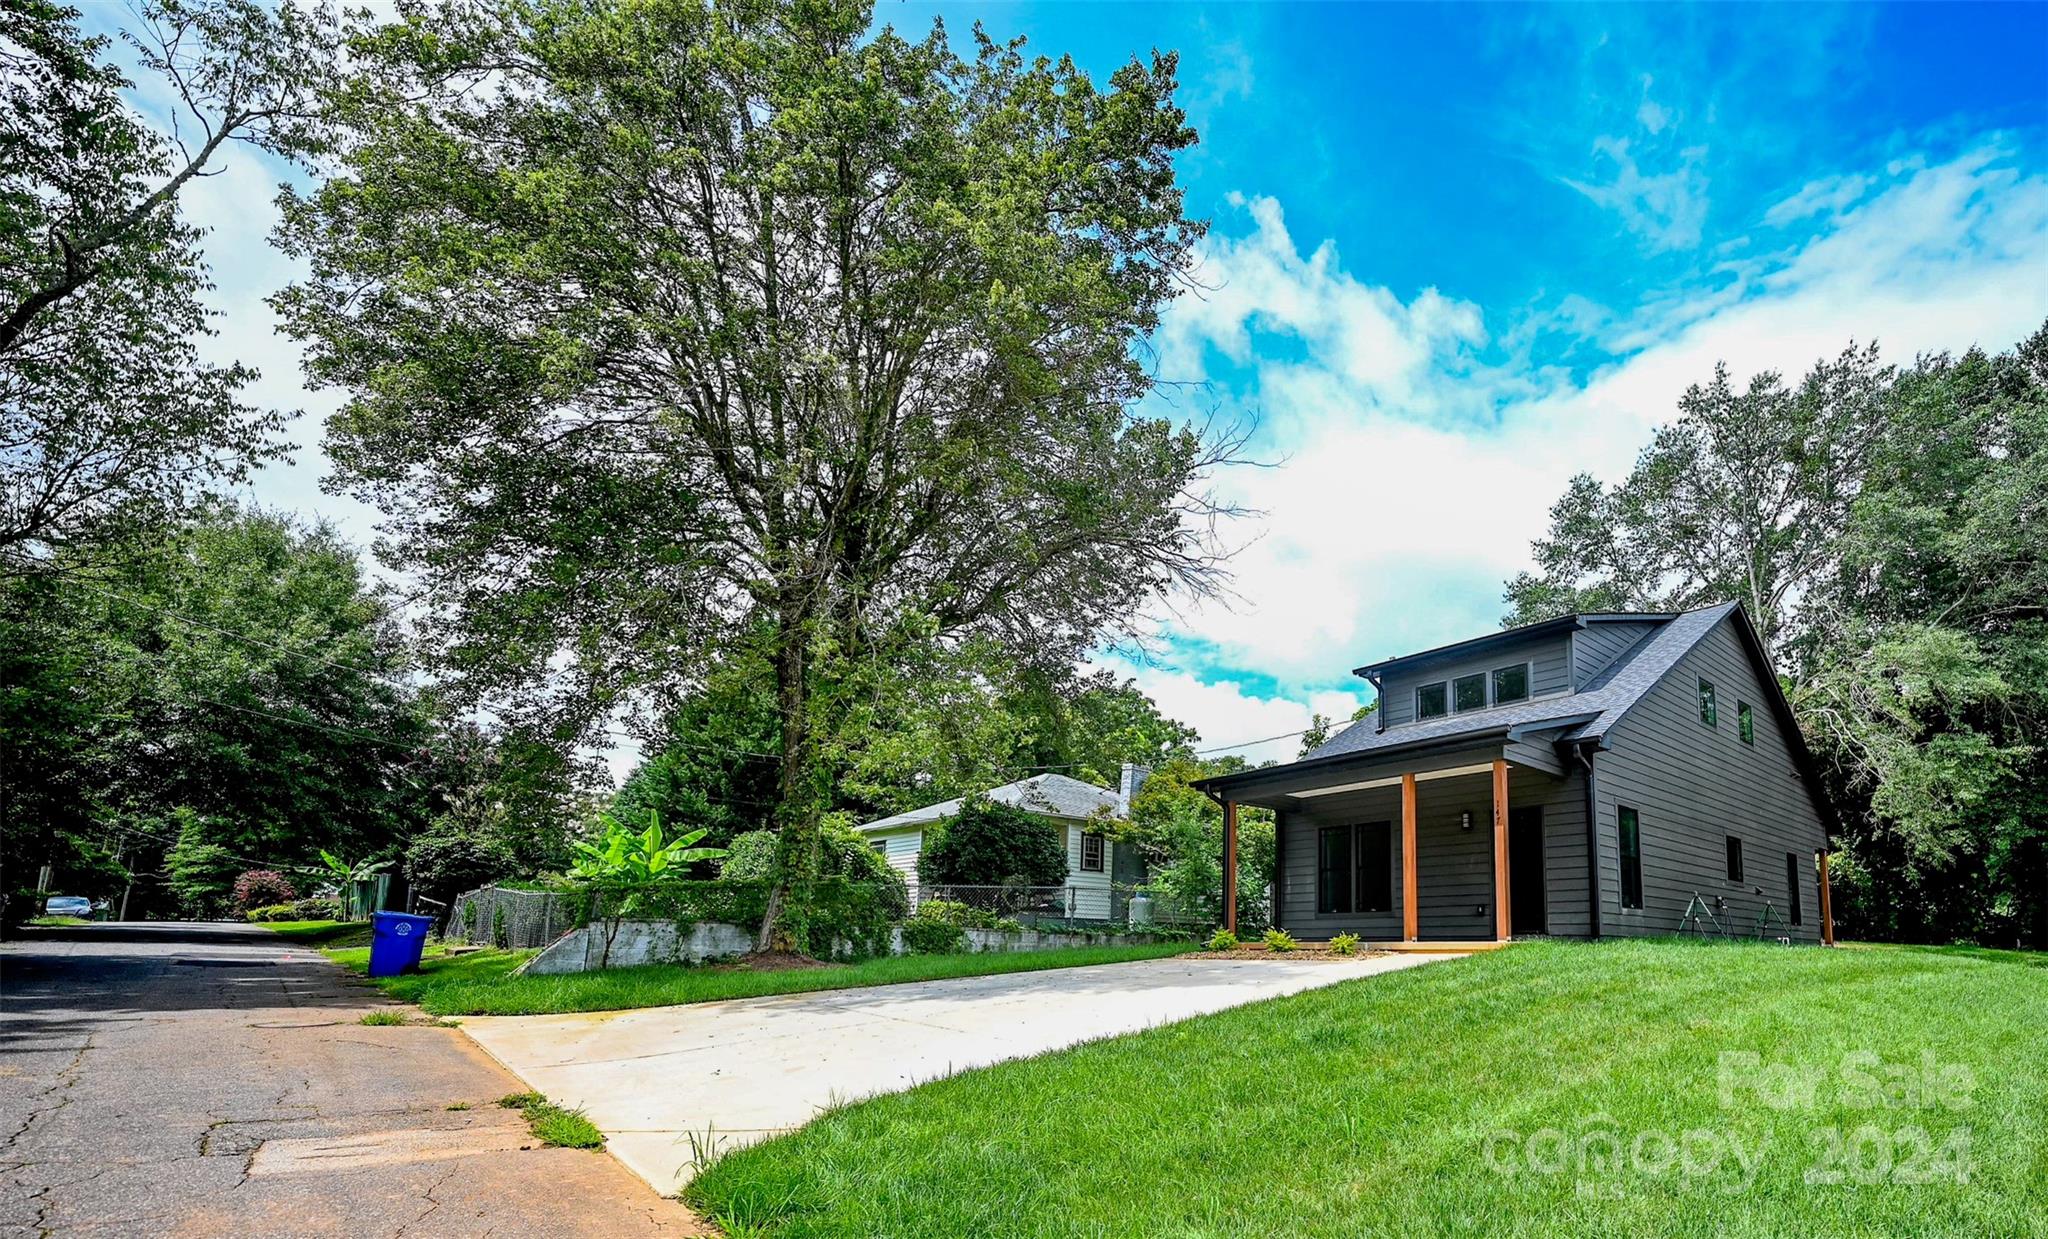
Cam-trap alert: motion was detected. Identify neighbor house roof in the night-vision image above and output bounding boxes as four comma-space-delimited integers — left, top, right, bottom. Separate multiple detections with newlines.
855, 772, 1122, 834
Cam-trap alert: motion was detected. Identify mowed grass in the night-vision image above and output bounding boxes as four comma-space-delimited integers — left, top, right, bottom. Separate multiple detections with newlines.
687, 939, 2048, 1238
273, 920, 1192, 1016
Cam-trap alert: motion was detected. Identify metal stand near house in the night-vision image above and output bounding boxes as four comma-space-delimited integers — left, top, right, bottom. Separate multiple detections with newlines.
1200, 603, 1838, 949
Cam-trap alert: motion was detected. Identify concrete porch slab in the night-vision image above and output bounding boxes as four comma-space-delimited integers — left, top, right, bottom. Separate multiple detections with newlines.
458, 951, 1459, 1195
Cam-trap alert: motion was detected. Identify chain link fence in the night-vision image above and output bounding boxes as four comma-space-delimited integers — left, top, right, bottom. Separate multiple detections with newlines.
445, 885, 575, 949
920, 884, 1077, 920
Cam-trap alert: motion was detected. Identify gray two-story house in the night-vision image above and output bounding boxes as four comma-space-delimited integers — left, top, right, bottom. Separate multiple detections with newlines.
1198, 602, 1834, 946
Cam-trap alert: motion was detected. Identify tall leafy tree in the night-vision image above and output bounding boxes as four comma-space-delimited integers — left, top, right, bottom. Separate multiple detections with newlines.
1507, 324, 2048, 947
1503, 343, 1890, 654
1, 0, 333, 568
1795, 328, 2047, 946
1, 509, 432, 918
279, 0, 1242, 948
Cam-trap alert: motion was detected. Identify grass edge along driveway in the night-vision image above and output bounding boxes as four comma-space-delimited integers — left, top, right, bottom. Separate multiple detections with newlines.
265, 920, 1193, 1016
684, 938, 2048, 1239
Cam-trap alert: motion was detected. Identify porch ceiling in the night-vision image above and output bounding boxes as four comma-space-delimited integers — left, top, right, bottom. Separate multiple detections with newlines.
1214, 743, 1558, 812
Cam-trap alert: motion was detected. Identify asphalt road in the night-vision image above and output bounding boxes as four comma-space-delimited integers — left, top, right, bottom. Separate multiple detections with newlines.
0, 922, 704, 1238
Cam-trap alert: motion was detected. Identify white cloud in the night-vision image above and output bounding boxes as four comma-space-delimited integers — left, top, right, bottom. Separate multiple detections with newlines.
1763, 172, 1873, 226
1141, 141, 2048, 738
1563, 135, 1711, 252
1093, 657, 1365, 766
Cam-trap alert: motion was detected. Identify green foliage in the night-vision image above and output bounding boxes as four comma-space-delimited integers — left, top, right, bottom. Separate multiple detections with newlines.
1124, 757, 1275, 933
911, 899, 1022, 933
1297, 704, 1377, 759
1329, 933, 1360, 956
404, 826, 514, 909
1, 0, 334, 567
917, 796, 1069, 888
358, 1010, 406, 1026
497, 1092, 604, 1149
1509, 322, 2048, 948
244, 903, 298, 923
1205, 928, 1239, 951
900, 912, 968, 956
569, 810, 727, 884
281, 0, 1231, 951
718, 831, 778, 882
1262, 928, 1297, 953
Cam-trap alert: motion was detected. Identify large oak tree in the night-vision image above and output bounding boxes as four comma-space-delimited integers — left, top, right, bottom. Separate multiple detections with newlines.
277, 0, 1241, 947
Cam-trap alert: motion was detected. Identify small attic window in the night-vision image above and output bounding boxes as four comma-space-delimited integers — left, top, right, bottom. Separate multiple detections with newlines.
1416, 682, 1448, 720
1492, 663, 1529, 705
1452, 673, 1487, 712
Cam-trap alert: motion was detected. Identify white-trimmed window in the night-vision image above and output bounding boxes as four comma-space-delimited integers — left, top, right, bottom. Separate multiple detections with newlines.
871, 839, 889, 855
1081, 832, 1106, 872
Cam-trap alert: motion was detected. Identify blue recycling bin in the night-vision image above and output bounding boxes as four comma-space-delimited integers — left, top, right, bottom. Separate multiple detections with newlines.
368, 911, 436, 977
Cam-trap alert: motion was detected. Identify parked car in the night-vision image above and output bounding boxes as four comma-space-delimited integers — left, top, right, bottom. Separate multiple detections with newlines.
43, 895, 93, 919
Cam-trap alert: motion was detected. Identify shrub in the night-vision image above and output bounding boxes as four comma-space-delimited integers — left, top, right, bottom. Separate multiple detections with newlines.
916, 796, 1067, 888
1262, 928, 1298, 953
1329, 932, 1360, 956
900, 910, 968, 955
404, 826, 513, 908
1206, 928, 1239, 951
717, 827, 909, 919
290, 896, 341, 920
718, 830, 777, 881
232, 869, 296, 913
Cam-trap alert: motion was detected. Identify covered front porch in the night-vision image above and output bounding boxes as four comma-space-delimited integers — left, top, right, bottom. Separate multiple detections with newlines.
1209, 737, 1590, 946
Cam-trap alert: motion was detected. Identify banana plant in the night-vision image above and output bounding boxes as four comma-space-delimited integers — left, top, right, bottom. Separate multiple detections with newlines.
569, 809, 726, 884
318, 850, 393, 919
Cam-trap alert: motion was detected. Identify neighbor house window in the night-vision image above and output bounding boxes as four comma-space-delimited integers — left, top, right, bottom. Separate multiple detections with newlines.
1453, 672, 1487, 712
1697, 677, 1718, 727
1317, 826, 1354, 914
1081, 832, 1105, 873
1618, 807, 1643, 909
1726, 836, 1744, 883
1738, 701, 1755, 745
871, 840, 889, 855
1492, 662, 1530, 705
1355, 821, 1393, 913
1787, 852, 1803, 925
1416, 681, 1448, 720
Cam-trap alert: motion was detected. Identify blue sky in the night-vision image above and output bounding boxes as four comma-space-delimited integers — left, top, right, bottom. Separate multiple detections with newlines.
115, 1, 2048, 772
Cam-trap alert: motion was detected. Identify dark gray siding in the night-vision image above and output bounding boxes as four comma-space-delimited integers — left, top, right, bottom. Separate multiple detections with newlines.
1593, 617, 1827, 943
1572, 622, 1659, 688
1379, 635, 1572, 727
1275, 765, 1589, 939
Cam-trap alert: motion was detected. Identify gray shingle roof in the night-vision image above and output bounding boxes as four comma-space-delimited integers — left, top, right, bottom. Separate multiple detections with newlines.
855, 772, 1122, 833
1306, 602, 1738, 761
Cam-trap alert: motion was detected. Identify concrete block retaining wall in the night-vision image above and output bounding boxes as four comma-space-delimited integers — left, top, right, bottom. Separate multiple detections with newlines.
519, 919, 1170, 975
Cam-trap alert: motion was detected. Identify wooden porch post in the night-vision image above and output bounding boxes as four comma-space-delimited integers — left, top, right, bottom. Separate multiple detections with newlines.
1222, 800, 1239, 936
1493, 758, 1512, 942
1818, 849, 1835, 947
1400, 773, 1418, 942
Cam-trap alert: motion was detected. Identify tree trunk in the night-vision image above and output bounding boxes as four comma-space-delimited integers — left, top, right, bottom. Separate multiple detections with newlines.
756, 605, 821, 952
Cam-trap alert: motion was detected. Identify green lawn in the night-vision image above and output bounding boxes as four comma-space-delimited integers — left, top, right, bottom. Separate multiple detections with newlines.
270, 921, 1191, 1016
687, 939, 2048, 1238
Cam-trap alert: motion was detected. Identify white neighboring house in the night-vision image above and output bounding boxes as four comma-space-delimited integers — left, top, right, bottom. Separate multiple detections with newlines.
856, 765, 1150, 920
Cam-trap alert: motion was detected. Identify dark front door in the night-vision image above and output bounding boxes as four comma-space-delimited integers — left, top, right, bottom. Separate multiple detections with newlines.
1508, 806, 1546, 935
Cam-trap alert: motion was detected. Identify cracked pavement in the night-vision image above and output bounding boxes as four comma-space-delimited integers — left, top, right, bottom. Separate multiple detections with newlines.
0, 923, 706, 1237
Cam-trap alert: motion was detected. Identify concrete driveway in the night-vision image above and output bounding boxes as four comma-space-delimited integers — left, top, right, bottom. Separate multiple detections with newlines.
460, 951, 1451, 1194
